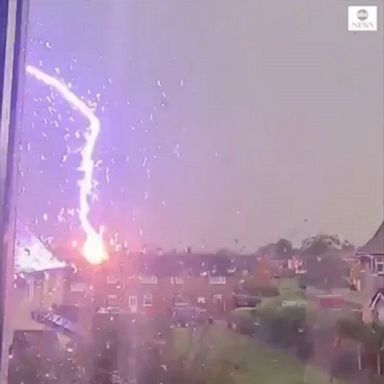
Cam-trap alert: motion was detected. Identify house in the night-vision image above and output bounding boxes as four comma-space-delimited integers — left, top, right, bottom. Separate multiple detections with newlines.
60, 252, 276, 318
355, 221, 384, 323
366, 289, 384, 323
288, 255, 306, 275
98, 253, 241, 318
14, 226, 66, 274
356, 221, 384, 296
348, 261, 362, 291
10, 228, 69, 331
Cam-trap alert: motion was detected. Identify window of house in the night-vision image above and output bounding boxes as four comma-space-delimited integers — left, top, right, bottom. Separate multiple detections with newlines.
128, 296, 137, 307
107, 294, 119, 306
34, 278, 43, 289
173, 294, 188, 305
170, 276, 184, 285
143, 294, 153, 307
70, 282, 87, 292
227, 266, 237, 274
208, 276, 226, 285
212, 294, 223, 303
376, 257, 384, 274
106, 275, 119, 284
2, 0, 381, 381
378, 302, 384, 323
141, 275, 158, 284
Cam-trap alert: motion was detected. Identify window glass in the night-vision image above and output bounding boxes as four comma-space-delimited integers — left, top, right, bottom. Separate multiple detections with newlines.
1, 1, 383, 384
143, 294, 153, 307
141, 276, 158, 284
171, 276, 184, 285
209, 276, 226, 285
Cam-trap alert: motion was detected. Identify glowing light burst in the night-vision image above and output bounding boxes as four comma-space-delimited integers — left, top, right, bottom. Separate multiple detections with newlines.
26, 65, 108, 265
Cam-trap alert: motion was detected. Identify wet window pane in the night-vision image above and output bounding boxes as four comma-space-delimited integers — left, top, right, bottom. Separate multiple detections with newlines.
1, 1, 383, 384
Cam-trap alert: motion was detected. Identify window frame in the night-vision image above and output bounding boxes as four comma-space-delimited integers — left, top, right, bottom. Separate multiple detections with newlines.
106, 275, 119, 284
141, 275, 158, 284
376, 257, 384, 274
143, 294, 153, 307
0, 0, 29, 374
70, 282, 87, 292
128, 295, 137, 307
208, 276, 226, 285
107, 294, 119, 306
170, 276, 184, 285
212, 294, 223, 303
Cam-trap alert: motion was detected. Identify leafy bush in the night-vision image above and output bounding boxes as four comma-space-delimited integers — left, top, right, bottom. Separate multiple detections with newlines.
336, 316, 384, 352
237, 318, 258, 335
280, 269, 296, 279
330, 351, 359, 378
336, 317, 365, 341
230, 301, 315, 355
254, 304, 308, 347
237, 277, 280, 298
258, 286, 279, 297
335, 316, 384, 377
228, 309, 258, 335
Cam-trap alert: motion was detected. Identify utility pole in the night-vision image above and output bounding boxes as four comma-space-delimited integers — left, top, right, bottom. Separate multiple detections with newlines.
0, 1, 29, 383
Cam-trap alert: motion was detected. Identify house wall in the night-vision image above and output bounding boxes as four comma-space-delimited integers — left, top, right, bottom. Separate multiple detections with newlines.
13, 270, 66, 310
58, 256, 276, 318
92, 274, 238, 317
11, 279, 45, 331
360, 256, 384, 298
10, 270, 67, 335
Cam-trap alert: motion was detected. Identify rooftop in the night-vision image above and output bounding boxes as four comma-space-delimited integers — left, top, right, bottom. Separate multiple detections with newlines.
357, 221, 384, 256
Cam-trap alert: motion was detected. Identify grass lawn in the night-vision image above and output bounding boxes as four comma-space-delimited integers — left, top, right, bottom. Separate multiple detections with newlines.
171, 325, 342, 384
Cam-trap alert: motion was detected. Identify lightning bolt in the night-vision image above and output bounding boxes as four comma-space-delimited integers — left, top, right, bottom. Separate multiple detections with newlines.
26, 65, 108, 265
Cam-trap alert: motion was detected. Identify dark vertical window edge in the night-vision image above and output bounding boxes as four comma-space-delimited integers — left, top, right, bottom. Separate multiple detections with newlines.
0, 0, 29, 382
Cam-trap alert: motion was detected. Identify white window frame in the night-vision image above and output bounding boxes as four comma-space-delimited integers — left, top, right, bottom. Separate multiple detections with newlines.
70, 282, 87, 292
170, 276, 184, 285
197, 297, 206, 304
212, 294, 223, 303
143, 294, 153, 307
141, 275, 158, 284
173, 294, 188, 305
106, 275, 119, 284
128, 296, 137, 306
208, 276, 226, 285
107, 294, 119, 306
128, 296, 138, 312
375, 257, 384, 275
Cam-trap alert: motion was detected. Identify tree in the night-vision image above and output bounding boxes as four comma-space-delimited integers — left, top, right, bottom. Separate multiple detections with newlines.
306, 250, 346, 289
239, 277, 279, 297
301, 234, 341, 256
336, 317, 384, 377
275, 239, 293, 259
257, 239, 293, 260
257, 243, 275, 258
300, 234, 346, 289
342, 240, 355, 252
211, 251, 232, 273
235, 258, 278, 297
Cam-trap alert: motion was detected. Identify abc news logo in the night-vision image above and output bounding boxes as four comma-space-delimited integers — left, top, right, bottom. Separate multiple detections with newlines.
348, 6, 378, 31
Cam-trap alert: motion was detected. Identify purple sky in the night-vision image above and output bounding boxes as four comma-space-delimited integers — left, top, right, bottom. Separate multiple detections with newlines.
18, 0, 383, 252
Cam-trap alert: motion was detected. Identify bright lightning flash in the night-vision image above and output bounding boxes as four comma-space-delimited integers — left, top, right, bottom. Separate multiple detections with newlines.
26, 65, 108, 265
